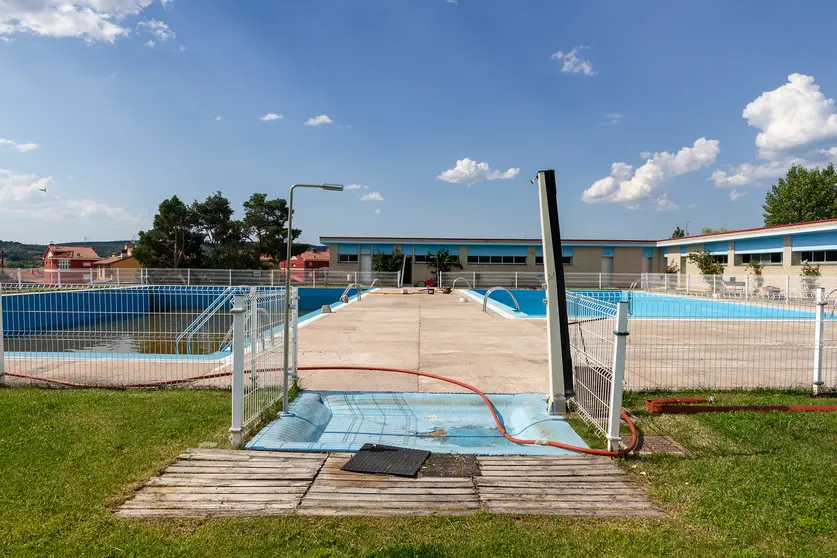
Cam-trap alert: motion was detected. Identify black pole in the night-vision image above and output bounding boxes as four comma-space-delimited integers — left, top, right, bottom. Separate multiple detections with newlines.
541, 170, 574, 399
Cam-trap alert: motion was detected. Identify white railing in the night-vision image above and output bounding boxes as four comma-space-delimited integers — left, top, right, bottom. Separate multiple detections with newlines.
0, 267, 401, 289
642, 272, 837, 305
566, 293, 629, 451
440, 271, 644, 289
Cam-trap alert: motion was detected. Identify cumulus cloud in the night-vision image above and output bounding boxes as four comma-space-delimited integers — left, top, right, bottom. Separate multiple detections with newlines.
601, 113, 623, 126
374, 208, 382, 215
137, 18, 174, 41
551, 46, 597, 76
143, 39, 153, 47
729, 189, 747, 201
361, 191, 384, 201
639, 151, 652, 159
215, 116, 223, 121
0, 167, 133, 220
652, 193, 679, 212
260, 113, 283, 121
0, 1, 163, 43
345, 184, 367, 190
305, 114, 333, 126
436, 158, 520, 184
0, 138, 39, 152
581, 138, 720, 206
711, 157, 810, 188
744, 74, 837, 159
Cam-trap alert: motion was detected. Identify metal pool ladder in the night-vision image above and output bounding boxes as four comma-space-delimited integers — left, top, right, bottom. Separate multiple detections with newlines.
482, 286, 521, 313
341, 283, 363, 302
175, 286, 244, 354
451, 277, 472, 290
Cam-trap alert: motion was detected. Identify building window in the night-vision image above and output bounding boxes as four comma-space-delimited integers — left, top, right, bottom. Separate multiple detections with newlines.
466, 255, 527, 265
741, 252, 783, 265
338, 254, 358, 263
58, 259, 71, 270
535, 256, 572, 265
799, 250, 837, 264
415, 254, 459, 264
711, 254, 728, 265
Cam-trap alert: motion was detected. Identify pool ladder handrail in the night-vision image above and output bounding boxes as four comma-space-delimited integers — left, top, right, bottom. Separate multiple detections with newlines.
176, 285, 255, 355
369, 278, 382, 290
341, 283, 363, 302
451, 277, 472, 290
482, 286, 521, 313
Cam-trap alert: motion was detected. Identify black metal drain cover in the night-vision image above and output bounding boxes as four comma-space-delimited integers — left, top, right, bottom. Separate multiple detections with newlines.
341, 444, 430, 477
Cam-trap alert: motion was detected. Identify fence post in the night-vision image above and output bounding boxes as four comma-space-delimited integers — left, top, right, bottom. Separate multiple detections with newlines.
57, 268, 62, 288
249, 288, 259, 395
229, 294, 246, 448
229, 269, 232, 287
396, 271, 401, 289
606, 301, 630, 452
813, 287, 826, 395
746, 274, 750, 299
0, 284, 5, 385
17, 269, 22, 289
187, 268, 191, 286
599, 273, 602, 290
786, 275, 790, 304
116, 268, 120, 284
664, 274, 668, 293
713, 275, 717, 296
473, 271, 476, 289
291, 287, 299, 380
686, 273, 690, 294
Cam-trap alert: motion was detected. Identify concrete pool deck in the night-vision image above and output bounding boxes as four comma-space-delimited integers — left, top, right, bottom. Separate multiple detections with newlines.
297, 290, 550, 394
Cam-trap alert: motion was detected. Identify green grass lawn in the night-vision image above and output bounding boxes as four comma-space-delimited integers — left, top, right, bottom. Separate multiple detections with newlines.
1, 388, 836, 557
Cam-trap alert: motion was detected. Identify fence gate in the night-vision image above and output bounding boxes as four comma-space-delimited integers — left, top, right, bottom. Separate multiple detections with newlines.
566, 293, 629, 451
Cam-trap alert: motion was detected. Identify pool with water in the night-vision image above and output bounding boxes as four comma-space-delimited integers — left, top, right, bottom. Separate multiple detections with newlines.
473, 289, 825, 320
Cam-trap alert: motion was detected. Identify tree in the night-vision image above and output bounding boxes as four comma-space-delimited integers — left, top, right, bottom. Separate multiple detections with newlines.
134, 196, 204, 268
191, 192, 246, 268
746, 259, 764, 292
425, 249, 462, 285
700, 227, 729, 235
671, 227, 686, 238
687, 251, 724, 276
242, 193, 304, 268
373, 249, 403, 272
763, 163, 837, 226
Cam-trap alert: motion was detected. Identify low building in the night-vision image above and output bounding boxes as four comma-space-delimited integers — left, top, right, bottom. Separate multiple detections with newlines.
93, 245, 141, 281
42, 244, 100, 284
280, 250, 330, 279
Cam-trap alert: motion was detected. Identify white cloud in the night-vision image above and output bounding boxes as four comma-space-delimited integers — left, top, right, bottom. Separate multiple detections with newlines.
0, 138, 39, 152
711, 157, 809, 188
374, 208, 382, 215
818, 146, 837, 158
177, 44, 185, 51
436, 158, 520, 184
345, 184, 367, 190
1, 36, 14, 43
602, 113, 623, 126
143, 39, 153, 47
305, 114, 333, 126
743, 74, 837, 159
137, 18, 173, 41
581, 138, 720, 206
0, 167, 133, 220
730, 189, 747, 201
0, 1, 161, 43
361, 191, 384, 201
260, 113, 283, 121
639, 151, 652, 159
551, 46, 597, 76
215, 116, 223, 121
653, 194, 679, 212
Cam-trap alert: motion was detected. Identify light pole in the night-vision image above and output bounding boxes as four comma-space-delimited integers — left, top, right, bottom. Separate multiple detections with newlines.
281, 183, 343, 415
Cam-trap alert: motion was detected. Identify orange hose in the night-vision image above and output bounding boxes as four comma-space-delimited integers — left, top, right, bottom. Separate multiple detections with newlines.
6, 365, 638, 456
646, 396, 837, 414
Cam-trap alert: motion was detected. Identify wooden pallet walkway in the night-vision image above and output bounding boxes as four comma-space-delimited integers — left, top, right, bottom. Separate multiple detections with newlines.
116, 449, 327, 517
475, 456, 663, 516
297, 453, 481, 516
117, 450, 661, 518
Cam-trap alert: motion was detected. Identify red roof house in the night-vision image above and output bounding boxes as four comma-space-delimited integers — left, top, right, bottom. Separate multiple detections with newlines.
280, 250, 330, 281
43, 244, 100, 284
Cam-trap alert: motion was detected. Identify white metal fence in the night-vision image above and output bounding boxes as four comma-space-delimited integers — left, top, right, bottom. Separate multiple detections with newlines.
566, 293, 629, 451
0, 267, 401, 289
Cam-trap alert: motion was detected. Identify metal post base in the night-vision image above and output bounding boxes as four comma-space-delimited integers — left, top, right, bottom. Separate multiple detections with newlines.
229, 428, 243, 449
548, 396, 569, 415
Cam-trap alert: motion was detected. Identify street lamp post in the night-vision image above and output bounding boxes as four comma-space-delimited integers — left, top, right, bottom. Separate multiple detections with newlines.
281, 183, 343, 415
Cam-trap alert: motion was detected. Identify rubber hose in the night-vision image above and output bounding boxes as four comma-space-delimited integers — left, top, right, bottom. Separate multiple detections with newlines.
646, 396, 837, 414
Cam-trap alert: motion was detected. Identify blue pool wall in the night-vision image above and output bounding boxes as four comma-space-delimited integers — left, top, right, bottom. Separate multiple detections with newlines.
1, 286, 349, 334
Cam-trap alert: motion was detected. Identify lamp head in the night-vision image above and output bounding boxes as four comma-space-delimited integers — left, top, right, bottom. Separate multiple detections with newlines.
321, 183, 344, 191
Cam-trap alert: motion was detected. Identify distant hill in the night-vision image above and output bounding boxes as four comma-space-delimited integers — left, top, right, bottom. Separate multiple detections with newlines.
0, 240, 132, 268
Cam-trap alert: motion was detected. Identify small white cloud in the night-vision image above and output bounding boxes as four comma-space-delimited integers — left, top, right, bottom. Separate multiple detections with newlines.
744, 74, 837, 158
361, 192, 384, 201
582, 138, 720, 206
602, 113, 623, 126
551, 46, 597, 76
138, 19, 175, 42
447, 0, 458, 3
654, 194, 679, 212
1, 37, 14, 43
345, 184, 367, 190
0, 138, 39, 153
374, 208, 382, 215
639, 151, 652, 159
144, 40, 154, 48
178, 44, 186, 52
261, 113, 283, 121
437, 158, 520, 184
305, 114, 333, 126
818, 146, 837, 158
711, 157, 808, 188
730, 189, 747, 201
215, 116, 223, 121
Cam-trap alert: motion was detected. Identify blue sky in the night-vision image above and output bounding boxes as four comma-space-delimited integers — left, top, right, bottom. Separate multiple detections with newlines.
2, 0, 837, 245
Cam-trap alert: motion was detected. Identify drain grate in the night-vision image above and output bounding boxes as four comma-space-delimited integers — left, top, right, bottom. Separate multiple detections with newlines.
341, 444, 430, 477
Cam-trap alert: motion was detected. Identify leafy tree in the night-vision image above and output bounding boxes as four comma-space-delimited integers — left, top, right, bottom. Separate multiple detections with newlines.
191, 192, 246, 268
134, 196, 204, 268
700, 227, 729, 235
242, 193, 304, 268
424, 249, 462, 285
800, 260, 821, 291
373, 249, 403, 272
763, 163, 837, 226
746, 259, 764, 292
687, 251, 724, 276
662, 262, 679, 274
671, 227, 686, 238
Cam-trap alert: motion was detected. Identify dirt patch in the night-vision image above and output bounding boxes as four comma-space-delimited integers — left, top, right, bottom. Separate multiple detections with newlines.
419, 453, 481, 477
623, 434, 687, 455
